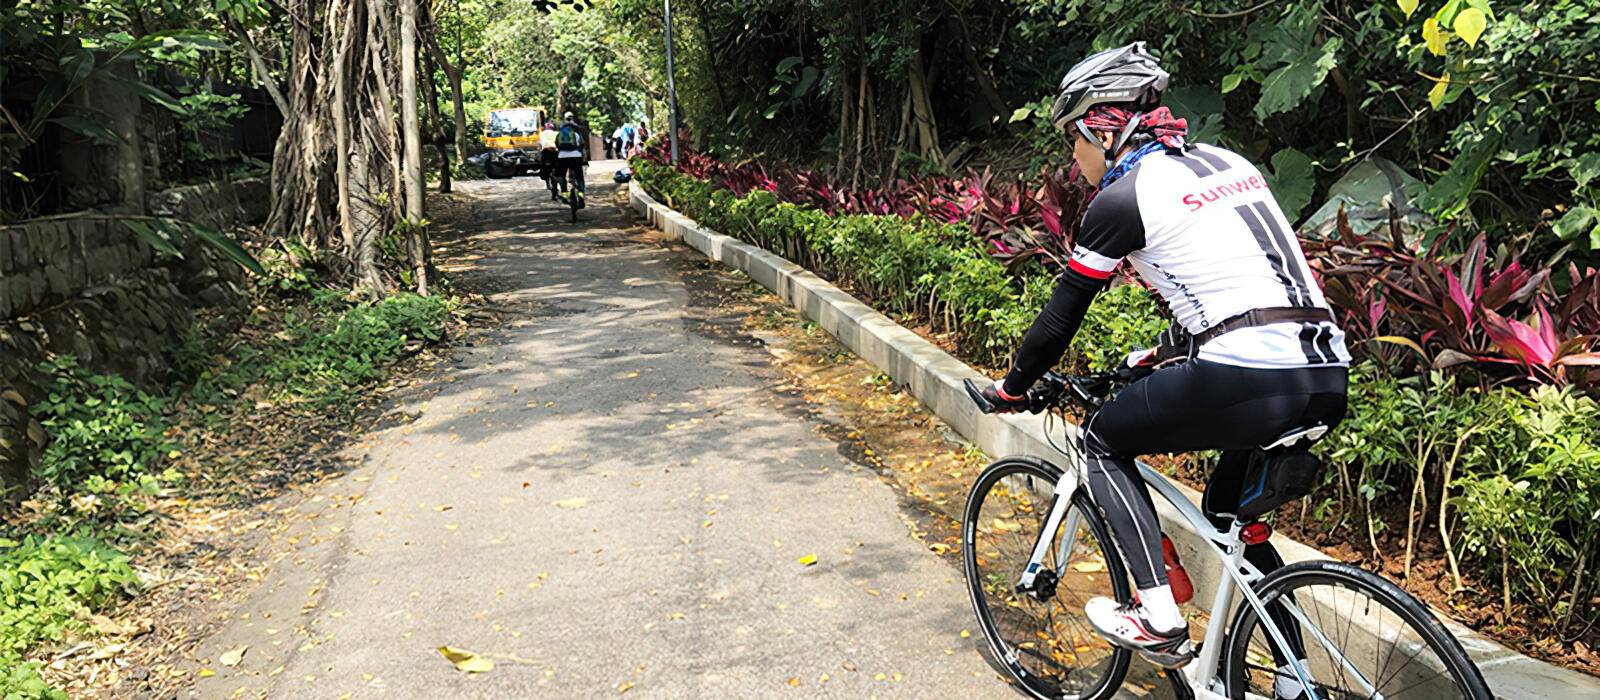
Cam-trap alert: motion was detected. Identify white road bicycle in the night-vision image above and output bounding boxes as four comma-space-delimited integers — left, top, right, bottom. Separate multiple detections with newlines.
960, 370, 1492, 700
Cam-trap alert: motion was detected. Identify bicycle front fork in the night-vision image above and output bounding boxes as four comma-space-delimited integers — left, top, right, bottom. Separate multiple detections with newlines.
1016, 472, 1082, 600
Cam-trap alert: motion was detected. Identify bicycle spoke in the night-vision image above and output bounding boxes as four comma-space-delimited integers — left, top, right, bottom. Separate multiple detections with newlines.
966, 463, 1127, 698
1235, 566, 1484, 700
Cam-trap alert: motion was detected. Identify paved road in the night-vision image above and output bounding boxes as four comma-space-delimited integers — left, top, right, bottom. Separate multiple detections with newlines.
184, 163, 1045, 698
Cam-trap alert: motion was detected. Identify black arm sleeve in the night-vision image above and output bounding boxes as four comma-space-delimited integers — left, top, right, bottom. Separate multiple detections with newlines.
1001, 269, 1108, 396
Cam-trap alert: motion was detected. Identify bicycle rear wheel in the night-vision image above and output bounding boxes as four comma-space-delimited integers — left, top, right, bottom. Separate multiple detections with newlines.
1223, 560, 1492, 700
569, 177, 580, 222
963, 457, 1131, 700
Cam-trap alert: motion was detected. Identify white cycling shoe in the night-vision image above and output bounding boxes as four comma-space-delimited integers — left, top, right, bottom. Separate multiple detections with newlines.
1084, 597, 1195, 668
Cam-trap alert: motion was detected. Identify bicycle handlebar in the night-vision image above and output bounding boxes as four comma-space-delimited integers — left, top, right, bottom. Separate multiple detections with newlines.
964, 367, 1144, 415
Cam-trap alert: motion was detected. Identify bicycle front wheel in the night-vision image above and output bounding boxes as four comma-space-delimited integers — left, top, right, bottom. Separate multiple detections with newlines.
963, 457, 1131, 700
1223, 560, 1492, 700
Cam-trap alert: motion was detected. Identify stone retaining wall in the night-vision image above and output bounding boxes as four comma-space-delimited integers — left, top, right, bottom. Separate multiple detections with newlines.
0, 177, 266, 501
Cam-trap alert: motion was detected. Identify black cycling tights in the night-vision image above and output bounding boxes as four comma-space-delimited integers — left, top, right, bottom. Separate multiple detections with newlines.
1083, 358, 1346, 583
1083, 359, 1344, 665
1083, 359, 1346, 664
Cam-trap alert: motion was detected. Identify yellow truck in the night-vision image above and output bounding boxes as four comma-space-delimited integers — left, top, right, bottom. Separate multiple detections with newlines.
481, 107, 549, 179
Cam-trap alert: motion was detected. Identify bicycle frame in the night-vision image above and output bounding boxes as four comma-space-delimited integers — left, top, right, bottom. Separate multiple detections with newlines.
1019, 441, 1381, 700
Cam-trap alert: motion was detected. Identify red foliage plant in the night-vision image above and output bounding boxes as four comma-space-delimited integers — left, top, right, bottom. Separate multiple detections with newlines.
637, 140, 1090, 273
1309, 207, 1600, 385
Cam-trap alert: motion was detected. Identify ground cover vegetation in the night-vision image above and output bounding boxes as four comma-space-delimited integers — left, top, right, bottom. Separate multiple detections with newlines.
635, 141, 1600, 671
0, 265, 458, 695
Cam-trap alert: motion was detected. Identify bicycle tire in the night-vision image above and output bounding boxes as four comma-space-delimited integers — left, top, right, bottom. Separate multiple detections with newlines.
1222, 560, 1492, 700
963, 457, 1132, 700
569, 169, 581, 223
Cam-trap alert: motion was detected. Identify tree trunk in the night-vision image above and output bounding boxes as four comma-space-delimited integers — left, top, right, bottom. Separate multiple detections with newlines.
907, 51, 943, 167
400, 0, 428, 295
852, 61, 867, 189
419, 0, 469, 163
422, 48, 452, 195
950, 12, 1011, 130
333, 1, 356, 254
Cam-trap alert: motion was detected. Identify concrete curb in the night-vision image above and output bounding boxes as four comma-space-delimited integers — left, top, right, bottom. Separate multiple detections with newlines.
631, 181, 1600, 697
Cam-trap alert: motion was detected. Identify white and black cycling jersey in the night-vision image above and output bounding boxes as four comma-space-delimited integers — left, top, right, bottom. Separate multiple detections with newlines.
1065, 143, 1351, 369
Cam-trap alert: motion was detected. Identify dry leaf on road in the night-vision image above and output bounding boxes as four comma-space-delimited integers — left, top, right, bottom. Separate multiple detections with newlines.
797, 554, 817, 566
551, 498, 589, 509
438, 646, 495, 673
218, 645, 247, 667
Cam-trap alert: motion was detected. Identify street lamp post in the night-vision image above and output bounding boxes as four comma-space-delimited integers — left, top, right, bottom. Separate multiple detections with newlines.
663, 0, 680, 164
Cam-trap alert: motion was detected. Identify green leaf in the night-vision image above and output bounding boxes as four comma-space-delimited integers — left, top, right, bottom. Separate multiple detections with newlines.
49, 116, 123, 144
63, 49, 95, 84
1423, 128, 1504, 219
1423, 18, 1447, 55
774, 56, 801, 74
105, 74, 186, 114
1428, 74, 1449, 109
1453, 8, 1488, 47
1008, 107, 1034, 123
792, 66, 819, 100
1553, 207, 1600, 249
1398, 0, 1419, 18
1265, 148, 1315, 224
120, 220, 183, 258
1220, 73, 1242, 94
148, 28, 231, 52
1565, 152, 1600, 193
1254, 37, 1342, 120
177, 218, 265, 275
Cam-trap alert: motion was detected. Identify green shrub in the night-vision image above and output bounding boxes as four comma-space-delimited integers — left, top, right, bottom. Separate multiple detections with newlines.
1070, 282, 1166, 372
194, 292, 455, 408
29, 357, 175, 491
0, 534, 137, 687
1453, 386, 1600, 624
0, 662, 66, 700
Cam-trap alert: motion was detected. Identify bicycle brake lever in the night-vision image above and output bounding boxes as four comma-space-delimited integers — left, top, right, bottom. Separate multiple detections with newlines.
1064, 375, 1106, 410
963, 378, 997, 415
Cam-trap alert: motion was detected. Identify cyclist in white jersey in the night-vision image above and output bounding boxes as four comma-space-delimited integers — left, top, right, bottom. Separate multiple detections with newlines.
978, 43, 1350, 682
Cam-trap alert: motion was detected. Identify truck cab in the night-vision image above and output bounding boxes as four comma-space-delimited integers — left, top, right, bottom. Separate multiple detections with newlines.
481, 107, 548, 178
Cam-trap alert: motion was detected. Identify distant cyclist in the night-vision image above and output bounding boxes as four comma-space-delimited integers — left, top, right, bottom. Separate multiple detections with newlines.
553, 112, 587, 209
978, 42, 1350, 679
539, 121, 559, 201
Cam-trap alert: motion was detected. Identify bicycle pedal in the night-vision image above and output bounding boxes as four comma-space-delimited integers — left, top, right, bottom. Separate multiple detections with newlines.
1139, 643, 1195, 670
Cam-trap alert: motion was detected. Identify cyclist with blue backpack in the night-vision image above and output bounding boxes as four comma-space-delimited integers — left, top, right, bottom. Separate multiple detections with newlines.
553, 112, 587, 209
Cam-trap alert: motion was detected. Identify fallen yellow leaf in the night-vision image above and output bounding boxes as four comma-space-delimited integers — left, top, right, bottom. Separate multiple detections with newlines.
797, 554, 817, 566
218, 645, 247, 667
199, 668, 216, 678
1071, 560, 1106, 573
960, 629, 971, 638
618, 681, 636, 693
438, 646, 494, 673
551, 498, 588, 509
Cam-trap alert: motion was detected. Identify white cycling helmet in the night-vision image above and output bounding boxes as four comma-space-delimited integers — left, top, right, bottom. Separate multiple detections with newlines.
1051, 42, 1169, 130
